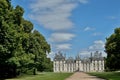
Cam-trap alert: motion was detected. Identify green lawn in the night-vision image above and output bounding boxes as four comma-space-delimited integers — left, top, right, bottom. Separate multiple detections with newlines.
88, 72, 120, 80
6, 72, 73, 80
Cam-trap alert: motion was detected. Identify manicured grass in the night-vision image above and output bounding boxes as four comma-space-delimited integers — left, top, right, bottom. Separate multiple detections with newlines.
6, 72, 73, 80
88, 72, 120, 80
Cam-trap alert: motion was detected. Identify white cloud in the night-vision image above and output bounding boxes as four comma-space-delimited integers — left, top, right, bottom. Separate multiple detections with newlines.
79, 50, 107, 58
79, 40, 106, 57
29, 0, 89, 31
47, 51, 55, 60
89, 40, 105, 50
49, 32, 75, 42
100, 51, 107, 57
28, 0, 89, 58
79, 50, 90, 55
84, 27, 95, 31
29, 0, 75, 31
56, 44, 71, 50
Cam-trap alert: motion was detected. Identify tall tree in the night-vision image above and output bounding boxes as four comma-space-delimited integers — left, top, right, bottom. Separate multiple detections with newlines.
105, 27, 120, 71
30, 30, 51, 73
0, 0, 51, 78
0, 0, 19, 78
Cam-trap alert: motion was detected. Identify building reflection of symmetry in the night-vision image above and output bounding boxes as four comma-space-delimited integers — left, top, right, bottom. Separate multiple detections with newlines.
53, 51, 104, 72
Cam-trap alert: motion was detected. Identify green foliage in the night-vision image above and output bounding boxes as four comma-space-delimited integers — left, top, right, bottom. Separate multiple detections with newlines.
105, 27, 120, 71
0, 0, 52, 78
22, 20, 33, 33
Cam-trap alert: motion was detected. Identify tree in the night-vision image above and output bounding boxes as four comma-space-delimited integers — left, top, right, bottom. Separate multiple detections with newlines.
105, 27, 120, 71
0, 0, 52, 78
29, 30, 51, 73
0, 0, 19, 78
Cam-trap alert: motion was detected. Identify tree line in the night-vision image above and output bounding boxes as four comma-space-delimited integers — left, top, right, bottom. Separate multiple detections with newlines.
0, 0, 52, 78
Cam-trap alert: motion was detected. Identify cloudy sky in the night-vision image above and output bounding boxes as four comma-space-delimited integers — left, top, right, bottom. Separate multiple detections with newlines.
12, 0, 120, 59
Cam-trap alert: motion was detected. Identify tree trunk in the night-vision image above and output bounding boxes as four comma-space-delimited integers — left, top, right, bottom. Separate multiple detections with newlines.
33, 68, 37, 75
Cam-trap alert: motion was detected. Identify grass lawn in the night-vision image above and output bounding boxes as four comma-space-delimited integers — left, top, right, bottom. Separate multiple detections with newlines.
6, 72, 73, 80
88, 72, 120, 80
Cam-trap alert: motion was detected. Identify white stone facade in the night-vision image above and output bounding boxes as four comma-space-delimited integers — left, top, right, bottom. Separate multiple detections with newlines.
53, 51, 104, 72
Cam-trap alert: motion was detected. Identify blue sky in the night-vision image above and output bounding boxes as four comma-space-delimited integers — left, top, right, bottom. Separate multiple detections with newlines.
12, 0, 120, 59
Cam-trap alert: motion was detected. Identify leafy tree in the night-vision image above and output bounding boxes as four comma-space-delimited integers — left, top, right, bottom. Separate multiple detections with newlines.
30, 30, 51, 73
105, 27, 120, 71
0, 0, 19, 77
0, 0, 52, 78
22, 19, 33, 33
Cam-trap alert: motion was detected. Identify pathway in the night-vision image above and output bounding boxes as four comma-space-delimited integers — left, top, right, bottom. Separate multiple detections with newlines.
65, 72, 105, 80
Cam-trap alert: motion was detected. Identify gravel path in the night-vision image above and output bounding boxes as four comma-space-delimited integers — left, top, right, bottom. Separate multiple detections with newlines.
65, 72, 105, 80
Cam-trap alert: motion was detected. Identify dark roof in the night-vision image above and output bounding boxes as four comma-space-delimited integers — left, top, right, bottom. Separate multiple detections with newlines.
54, 52, 65, 61
53, 51, 104, 62
81, 58, 91, 63
76, 55, 81, 61
66, 57, 75, 63
91, 51, 104, 60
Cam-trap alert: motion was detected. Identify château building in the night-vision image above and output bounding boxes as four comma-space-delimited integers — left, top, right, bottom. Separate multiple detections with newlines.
53, 51, 104, 72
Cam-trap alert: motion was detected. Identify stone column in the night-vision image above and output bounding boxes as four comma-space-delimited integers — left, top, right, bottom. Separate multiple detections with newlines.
99, 60, 101, 71
64, 61, 66, 72
53, 61, 56, 72
102, 60, 105, 71
79, 61, 82, 71
95, 60, 97, 72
